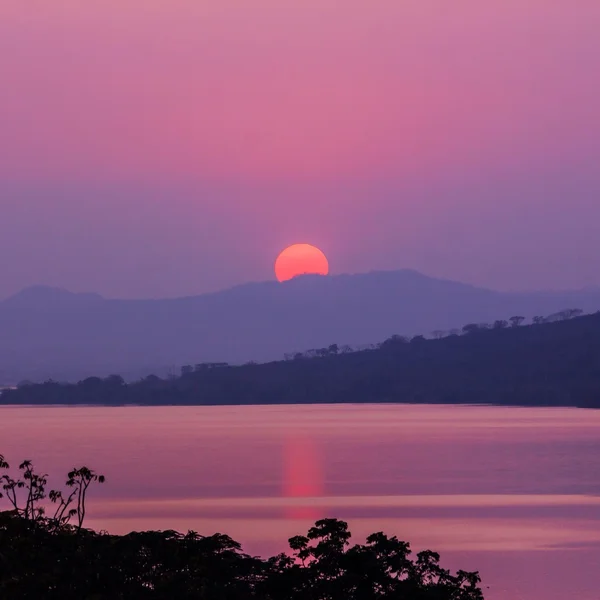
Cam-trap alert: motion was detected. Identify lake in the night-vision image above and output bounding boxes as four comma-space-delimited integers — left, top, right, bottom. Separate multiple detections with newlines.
1, 403, 599, 599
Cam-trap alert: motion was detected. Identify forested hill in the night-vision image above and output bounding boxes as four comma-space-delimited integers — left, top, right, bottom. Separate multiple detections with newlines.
3, 311, 600, 408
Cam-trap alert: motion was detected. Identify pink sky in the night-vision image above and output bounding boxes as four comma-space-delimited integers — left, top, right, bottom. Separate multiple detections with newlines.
1, 1, 599, 298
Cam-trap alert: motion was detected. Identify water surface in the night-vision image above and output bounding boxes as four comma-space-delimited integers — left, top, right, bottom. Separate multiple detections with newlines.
1, 404, 599, 599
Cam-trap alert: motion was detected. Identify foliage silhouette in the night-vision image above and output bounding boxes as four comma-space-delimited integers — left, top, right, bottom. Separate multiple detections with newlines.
0, 456, 484, 599
0, 455, 104, 529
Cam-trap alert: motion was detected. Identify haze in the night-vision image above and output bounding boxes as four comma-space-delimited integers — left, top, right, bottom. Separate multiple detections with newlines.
1, 0, 599, 299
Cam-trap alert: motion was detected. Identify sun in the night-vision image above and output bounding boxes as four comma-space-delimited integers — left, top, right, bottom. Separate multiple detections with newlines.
274, 244, 329, 282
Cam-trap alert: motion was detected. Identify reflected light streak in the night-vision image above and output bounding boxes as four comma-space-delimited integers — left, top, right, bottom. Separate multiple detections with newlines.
282, 435, 323, 519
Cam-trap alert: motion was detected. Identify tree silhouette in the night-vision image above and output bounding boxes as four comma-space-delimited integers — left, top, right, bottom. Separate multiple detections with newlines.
285, 519, 484, 600
0, 456, 104, 529
0, 459, 48, 521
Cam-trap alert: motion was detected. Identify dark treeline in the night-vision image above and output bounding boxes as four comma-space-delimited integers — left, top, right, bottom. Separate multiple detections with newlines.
0, 453, 484, 599
3, 309, 600, 408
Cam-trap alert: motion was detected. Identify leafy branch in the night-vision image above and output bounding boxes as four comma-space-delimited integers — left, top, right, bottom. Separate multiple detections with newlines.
0, 453, 104, 530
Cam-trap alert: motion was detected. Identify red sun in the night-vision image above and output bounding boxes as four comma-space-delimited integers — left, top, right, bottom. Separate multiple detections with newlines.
274, 244, 329, 282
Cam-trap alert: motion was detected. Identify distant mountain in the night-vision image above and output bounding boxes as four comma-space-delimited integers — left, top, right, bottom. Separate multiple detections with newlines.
1, 269, 600, 383
1, 286, 104, 310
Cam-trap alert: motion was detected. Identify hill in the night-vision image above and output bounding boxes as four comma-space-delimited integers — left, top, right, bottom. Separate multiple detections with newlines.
3, 311, 600, 408
2, 269, 600, 383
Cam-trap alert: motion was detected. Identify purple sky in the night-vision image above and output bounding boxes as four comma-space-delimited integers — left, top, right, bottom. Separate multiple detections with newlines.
1, 1, 599, 299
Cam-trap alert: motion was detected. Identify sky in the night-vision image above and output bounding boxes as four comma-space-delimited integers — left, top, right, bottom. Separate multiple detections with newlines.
1, 0, 599, 299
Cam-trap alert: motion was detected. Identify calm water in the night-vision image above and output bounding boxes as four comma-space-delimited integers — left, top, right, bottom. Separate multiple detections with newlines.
1, 404, 600, 599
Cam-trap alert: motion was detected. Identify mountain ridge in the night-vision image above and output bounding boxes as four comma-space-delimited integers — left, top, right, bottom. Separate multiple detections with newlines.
2, 285, 104, 308
6, 268, 599, 305
2, 269, 478, 304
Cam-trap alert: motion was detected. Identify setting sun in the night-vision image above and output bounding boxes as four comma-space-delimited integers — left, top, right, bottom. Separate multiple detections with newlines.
274, 244, 329, 282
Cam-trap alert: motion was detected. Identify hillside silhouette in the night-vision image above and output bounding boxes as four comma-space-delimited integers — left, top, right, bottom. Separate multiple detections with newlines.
2, 269, 600, 383
3, 309, 600, 408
